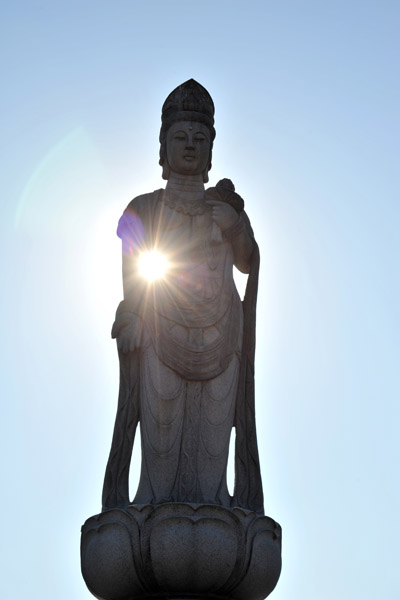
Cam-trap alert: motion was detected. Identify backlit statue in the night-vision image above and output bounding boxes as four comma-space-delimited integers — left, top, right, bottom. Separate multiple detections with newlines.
81, 81, 281, 600
102, 79, 263, 513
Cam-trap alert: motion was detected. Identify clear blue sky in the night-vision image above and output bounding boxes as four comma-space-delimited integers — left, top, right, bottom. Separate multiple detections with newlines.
1, 1, 399, 599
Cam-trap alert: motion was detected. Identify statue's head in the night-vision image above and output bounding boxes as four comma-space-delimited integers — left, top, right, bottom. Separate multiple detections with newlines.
159, 79, 216, 182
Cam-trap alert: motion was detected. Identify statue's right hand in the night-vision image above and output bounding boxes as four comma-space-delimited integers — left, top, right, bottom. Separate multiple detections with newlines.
112, 312, 142, 353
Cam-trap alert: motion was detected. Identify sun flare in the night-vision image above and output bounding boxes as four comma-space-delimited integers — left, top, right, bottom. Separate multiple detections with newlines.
138, 250, 169, 281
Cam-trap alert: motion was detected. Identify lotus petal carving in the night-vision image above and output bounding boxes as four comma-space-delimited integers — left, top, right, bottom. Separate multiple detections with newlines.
81, 503, 281, 600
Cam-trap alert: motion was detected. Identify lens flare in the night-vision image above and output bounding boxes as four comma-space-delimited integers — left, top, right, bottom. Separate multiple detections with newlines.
138, 250, 169, 281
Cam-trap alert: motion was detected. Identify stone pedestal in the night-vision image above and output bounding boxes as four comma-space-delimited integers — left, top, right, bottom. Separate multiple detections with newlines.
81, 503, 281, 600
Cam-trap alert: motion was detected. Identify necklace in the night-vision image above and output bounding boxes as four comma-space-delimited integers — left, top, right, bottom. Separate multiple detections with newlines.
163, 190, 208, 216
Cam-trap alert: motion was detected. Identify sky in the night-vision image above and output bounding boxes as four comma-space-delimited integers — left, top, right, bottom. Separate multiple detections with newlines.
1, 1, 399, 599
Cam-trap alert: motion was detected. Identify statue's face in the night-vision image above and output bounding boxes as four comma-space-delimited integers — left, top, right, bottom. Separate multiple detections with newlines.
166, 121, 211, 176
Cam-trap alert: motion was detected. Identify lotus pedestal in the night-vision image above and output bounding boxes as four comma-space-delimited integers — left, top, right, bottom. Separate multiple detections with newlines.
81, 503, 281, 600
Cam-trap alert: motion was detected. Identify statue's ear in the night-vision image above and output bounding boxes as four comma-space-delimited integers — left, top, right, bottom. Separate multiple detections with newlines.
162, 159, 170, 180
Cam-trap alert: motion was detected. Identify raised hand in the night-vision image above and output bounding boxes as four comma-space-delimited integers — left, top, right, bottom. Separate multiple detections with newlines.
205, 198, 239, 232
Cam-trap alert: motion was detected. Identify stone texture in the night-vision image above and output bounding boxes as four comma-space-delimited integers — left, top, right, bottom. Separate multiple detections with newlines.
81, 80, 282, 600
81, 503, 281, 600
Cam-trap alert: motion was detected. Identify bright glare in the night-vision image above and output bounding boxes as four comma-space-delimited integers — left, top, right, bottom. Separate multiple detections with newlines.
138, 250, 169, 281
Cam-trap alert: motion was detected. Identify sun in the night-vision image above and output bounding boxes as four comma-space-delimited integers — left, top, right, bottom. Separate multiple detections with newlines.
138, 250, 169, 281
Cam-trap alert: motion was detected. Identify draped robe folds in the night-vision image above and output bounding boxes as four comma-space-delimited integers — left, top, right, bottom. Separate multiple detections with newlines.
102, 189, 264, 514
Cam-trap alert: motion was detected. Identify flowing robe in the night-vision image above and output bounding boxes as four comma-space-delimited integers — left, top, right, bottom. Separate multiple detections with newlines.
103, 189, 264, 513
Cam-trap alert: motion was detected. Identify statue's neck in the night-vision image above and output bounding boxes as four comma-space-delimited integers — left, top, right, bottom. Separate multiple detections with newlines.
166, 173, 205, 200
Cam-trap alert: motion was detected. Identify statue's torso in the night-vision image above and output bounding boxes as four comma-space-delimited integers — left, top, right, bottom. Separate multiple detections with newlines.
140, 191, 243, 381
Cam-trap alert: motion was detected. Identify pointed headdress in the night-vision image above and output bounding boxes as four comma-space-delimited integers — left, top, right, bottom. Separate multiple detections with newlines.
159, 79, 216, 180
160, 79, 215, 141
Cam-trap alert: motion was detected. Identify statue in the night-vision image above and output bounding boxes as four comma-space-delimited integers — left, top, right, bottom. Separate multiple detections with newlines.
81, 80, 282, 600
103, 78, 263, 512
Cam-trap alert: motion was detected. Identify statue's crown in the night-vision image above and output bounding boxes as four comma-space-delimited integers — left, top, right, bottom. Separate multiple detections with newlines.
161, 79, 215, 137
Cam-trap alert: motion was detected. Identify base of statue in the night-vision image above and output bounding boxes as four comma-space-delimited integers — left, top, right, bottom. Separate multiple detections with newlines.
81, 502, 281, 600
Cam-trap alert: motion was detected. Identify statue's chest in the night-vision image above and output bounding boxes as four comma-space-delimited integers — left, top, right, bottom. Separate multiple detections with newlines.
152, 206, 226, 270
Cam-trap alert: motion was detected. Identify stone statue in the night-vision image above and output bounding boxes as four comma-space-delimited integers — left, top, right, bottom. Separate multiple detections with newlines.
81, 80, 282, 600
102, 79, 263, 513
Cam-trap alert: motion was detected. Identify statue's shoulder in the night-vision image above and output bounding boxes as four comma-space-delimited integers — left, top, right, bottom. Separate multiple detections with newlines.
117, 189, 163, 239
124, 189, 163, 215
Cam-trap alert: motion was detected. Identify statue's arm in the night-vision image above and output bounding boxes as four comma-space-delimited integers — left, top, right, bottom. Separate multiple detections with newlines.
224, 211, 254, 274
111, 201, 148, 352
111, 286, 143, 355
207, 198, 254, 274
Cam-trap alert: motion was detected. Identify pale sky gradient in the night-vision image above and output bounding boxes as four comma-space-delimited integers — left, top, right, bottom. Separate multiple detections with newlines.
1, 1, 399, 599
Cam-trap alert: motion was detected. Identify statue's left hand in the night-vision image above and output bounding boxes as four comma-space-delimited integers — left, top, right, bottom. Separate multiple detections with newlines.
206, 199, 239, 232
111, 306, 142, 353
115, 315, 142, 353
